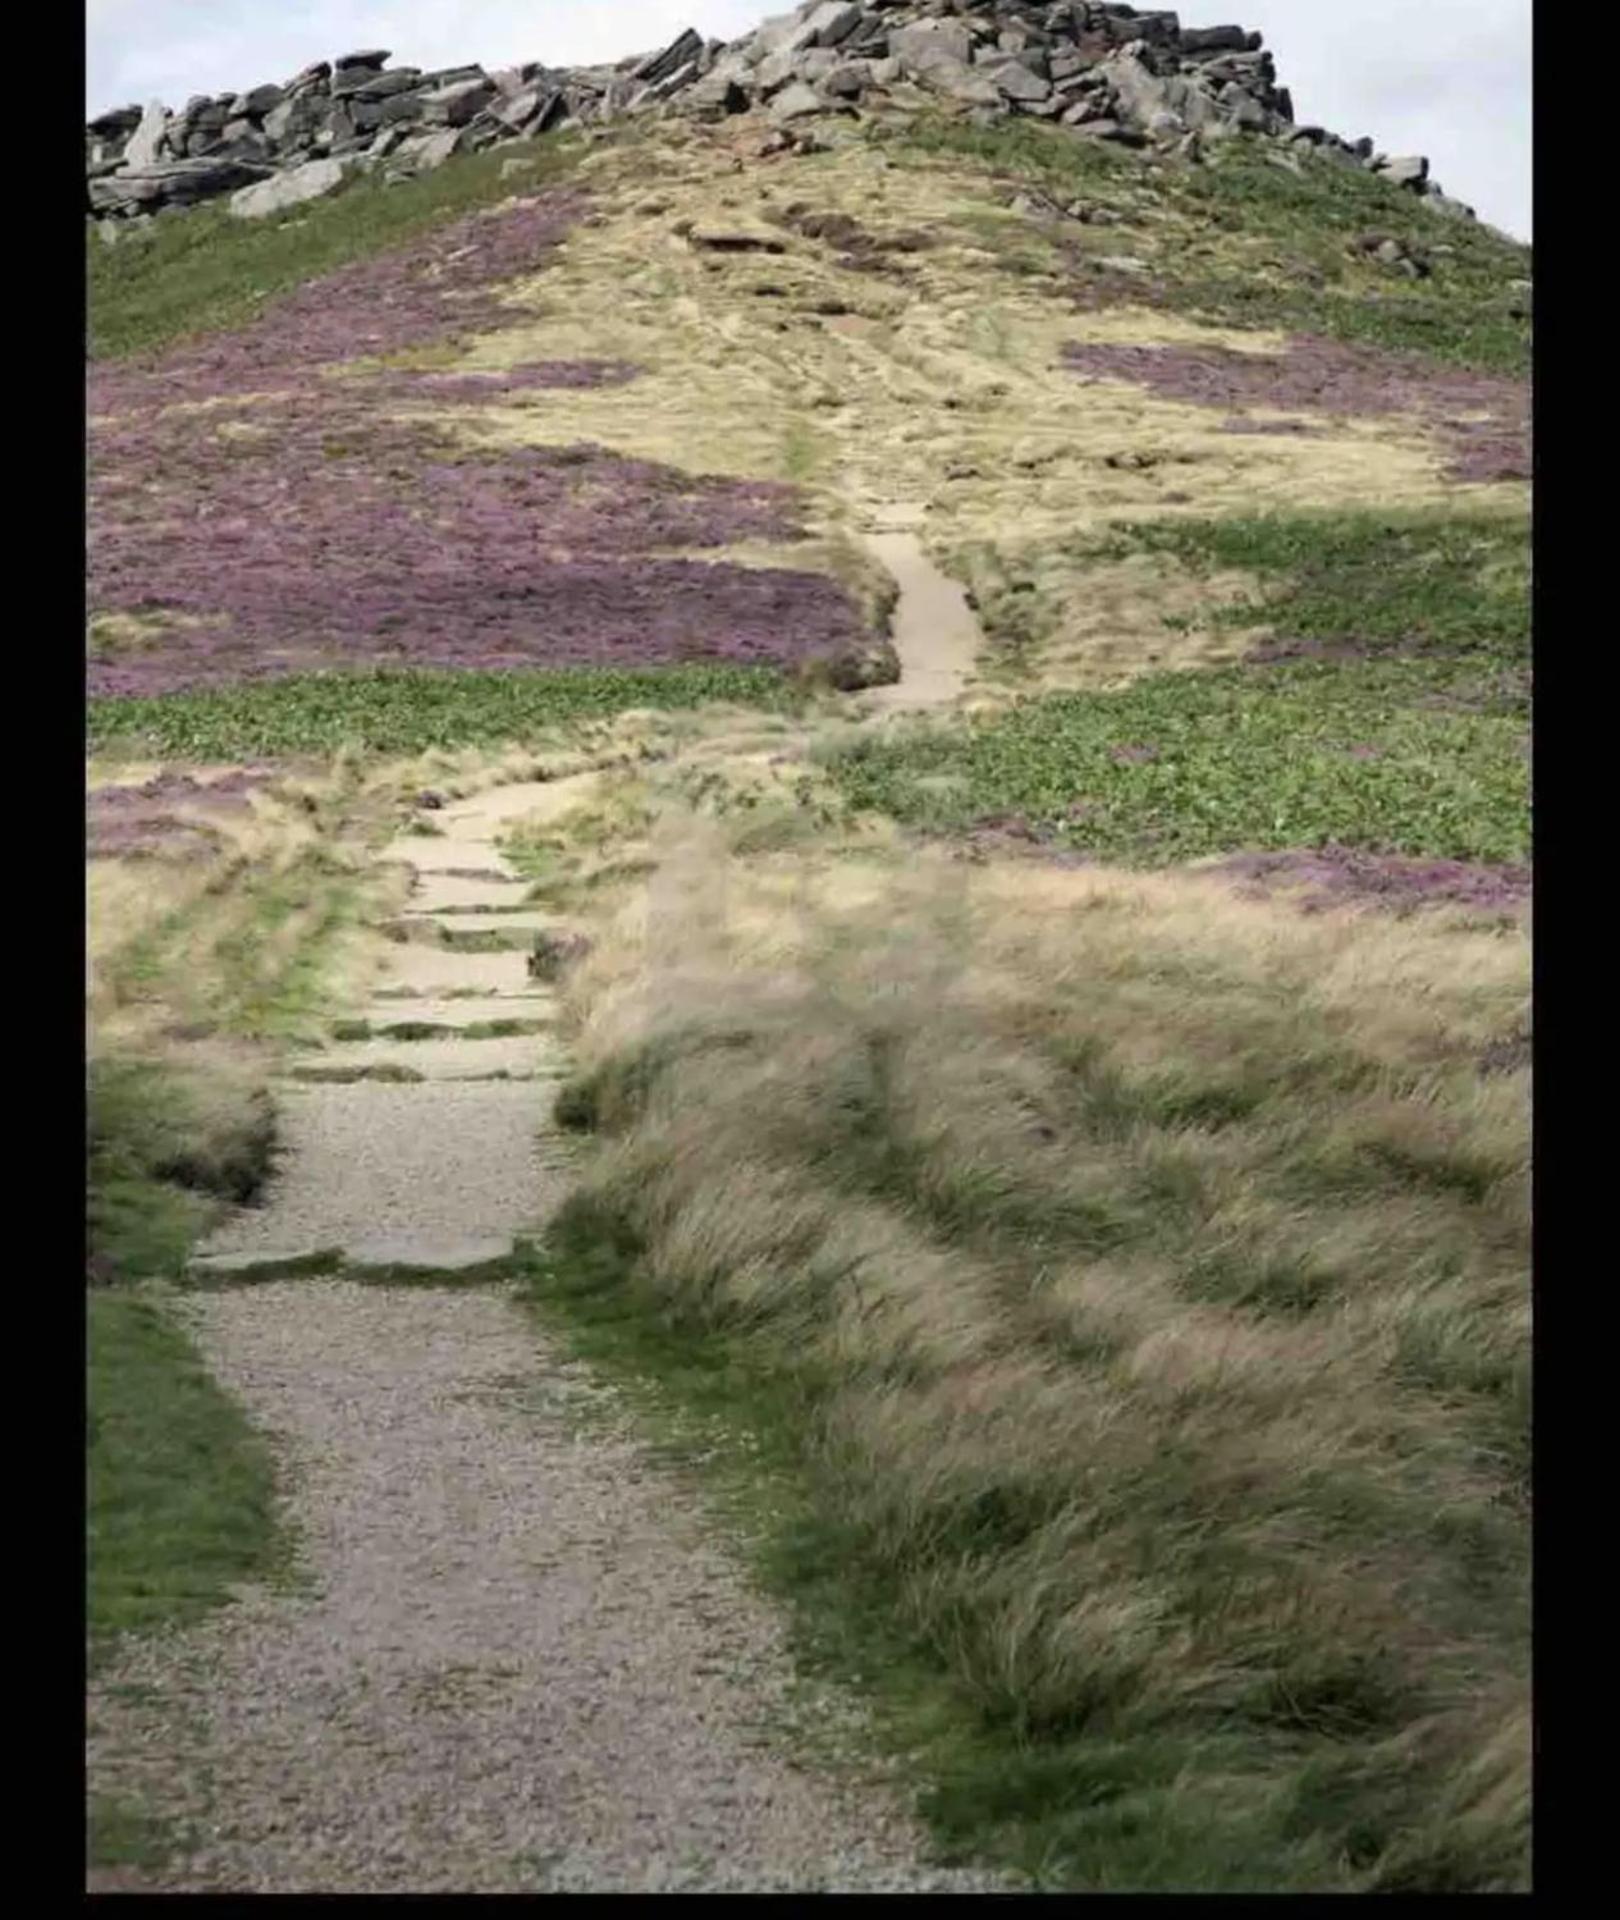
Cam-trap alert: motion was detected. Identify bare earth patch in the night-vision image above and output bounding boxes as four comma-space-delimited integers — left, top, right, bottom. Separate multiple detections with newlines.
1214, 844, 1532, 915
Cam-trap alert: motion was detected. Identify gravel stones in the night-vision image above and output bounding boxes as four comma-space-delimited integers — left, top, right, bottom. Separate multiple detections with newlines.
192, 1078, 564, 1265
86, 1281, 1007, 1890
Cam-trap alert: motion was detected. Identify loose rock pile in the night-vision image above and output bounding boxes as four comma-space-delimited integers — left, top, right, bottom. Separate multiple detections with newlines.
86, 2, 1477, 230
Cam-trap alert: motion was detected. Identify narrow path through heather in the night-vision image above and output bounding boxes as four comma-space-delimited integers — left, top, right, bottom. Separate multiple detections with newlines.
88, 533, 1001, 1893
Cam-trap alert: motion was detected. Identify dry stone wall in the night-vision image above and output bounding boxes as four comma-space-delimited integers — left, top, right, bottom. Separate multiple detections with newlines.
86, 2, 1478, 230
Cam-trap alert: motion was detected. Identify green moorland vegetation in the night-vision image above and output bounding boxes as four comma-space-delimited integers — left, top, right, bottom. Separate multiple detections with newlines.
833, 509, 1530, 865
87, 815, 365, 1685
88, 665, 791, 763
88, 1287, 281, 1656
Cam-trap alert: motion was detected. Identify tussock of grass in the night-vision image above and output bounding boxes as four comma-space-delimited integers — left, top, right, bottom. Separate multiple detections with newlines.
88, 131, 589, 361
89, 1055, 275, 1283
834, 510, 1528, 864
528, 831, 1529, 1890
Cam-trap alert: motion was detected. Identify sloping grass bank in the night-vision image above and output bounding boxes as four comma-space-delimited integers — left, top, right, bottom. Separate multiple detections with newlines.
88, 130, 589, 360
526, 838, 1530, 1891
880, 117, 1531, 374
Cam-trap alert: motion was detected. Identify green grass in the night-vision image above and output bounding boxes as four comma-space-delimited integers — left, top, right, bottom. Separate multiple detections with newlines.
88, 131, 589, 360
879, 118, 1530, 374
88, 1290, 281, 1658
87, 1793, 191, 1877
88, 664, 791, 760
105, 849, 364, 1043
1122, 510, 1530, 669
833, 511, 1529, 865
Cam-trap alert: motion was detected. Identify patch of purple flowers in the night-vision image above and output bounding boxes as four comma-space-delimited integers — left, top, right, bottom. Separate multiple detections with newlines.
1218, 843, 1531, 914
89, 189, 867, 696
1062, 336, 1530, 484
88, 769, 272, 858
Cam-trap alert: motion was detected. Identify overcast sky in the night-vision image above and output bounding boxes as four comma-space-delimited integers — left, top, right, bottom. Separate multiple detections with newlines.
86, 1, 1531, 237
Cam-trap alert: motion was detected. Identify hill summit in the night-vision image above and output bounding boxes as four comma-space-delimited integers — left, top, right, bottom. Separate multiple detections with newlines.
88, 1, 1476, 228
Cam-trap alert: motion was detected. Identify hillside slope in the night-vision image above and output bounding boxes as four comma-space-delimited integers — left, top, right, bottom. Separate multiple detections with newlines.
87, 16, 1530, 1894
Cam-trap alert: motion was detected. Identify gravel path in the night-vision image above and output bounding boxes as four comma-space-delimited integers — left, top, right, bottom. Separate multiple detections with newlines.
88, 1282, 996, 1892
96, 755, 1006, 1893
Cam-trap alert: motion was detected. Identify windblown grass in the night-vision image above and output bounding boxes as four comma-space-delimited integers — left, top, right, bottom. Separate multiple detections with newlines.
527, 829, 1530, 1891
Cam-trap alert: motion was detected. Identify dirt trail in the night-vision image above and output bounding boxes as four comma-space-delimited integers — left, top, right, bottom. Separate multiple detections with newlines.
89, 546, 1001, 1893
858, 505, 984, 716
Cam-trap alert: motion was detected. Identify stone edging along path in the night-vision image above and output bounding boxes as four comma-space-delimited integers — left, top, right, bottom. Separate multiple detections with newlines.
88, 527, 1004, 1893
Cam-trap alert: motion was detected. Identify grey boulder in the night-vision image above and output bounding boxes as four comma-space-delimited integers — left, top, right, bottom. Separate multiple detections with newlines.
121, 100, 171, 169
229, 156, 350, 219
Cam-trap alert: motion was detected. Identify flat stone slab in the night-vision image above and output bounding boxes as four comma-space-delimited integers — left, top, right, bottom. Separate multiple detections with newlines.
433, 774, 602, 842
406, 910, 559, 937
348, 996, 557, 1030
406, 873, 533, 914
378, 839, 521, 875
293, 1034, 567, 1081
370, 947, 537, 997
187, 1238, 522, 1279
196, 1081, 566, 1264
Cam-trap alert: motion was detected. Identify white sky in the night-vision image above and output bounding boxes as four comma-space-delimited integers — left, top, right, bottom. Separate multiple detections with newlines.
86, 1, 1531, 238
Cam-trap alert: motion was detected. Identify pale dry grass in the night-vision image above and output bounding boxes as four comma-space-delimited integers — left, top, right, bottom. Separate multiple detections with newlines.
548, 826, 1529, 1887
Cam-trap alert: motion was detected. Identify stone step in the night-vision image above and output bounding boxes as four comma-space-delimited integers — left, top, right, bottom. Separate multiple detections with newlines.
194, 1080, 570, 1266
348, 995, 558, 1031
391, 910, 559, 949
378, 838, 521, 875
370, 946, 537, 997
432, 773, 602, 841
187, 1239, 522, 1280
405, 872, 534, 914
290, 1032, 565, 1082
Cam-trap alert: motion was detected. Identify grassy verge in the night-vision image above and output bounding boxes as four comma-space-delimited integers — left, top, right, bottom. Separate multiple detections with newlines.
88, 1290, 281, 1658
834, 511, 1528, 864
526, 841, 1530, 1891
89, 1055, 275, 1283
88, 130, 590, 360
89, 665, 792, 761
878, 118, 1530, 373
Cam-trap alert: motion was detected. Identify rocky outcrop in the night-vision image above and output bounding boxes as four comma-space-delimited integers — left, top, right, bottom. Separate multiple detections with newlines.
85, 3, 1478, 228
